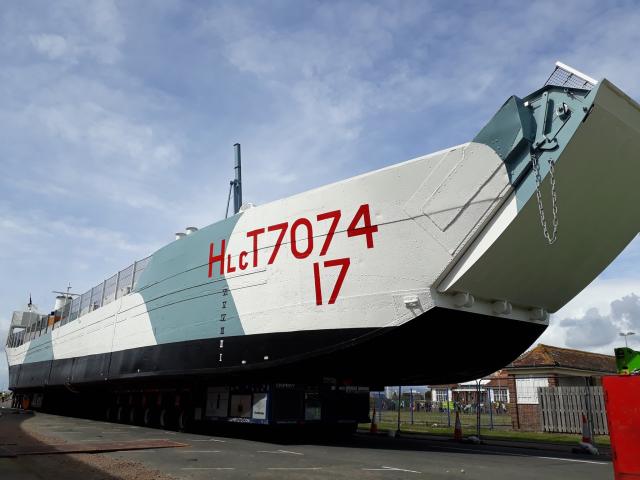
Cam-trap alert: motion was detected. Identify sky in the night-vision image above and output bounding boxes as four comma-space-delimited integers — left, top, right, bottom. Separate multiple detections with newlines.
2, 0, 640, 390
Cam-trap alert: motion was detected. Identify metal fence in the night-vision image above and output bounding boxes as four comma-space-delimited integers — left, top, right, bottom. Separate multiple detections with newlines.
6, 256, 151, 348
369, 385, 512, 434
368, 375, 611, 440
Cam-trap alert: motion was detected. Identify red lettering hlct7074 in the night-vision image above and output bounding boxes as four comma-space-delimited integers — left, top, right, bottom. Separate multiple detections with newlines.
207, 204, 377, 305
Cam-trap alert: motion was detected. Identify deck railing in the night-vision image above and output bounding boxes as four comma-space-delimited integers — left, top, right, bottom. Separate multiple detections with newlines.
6, 256, 151, 348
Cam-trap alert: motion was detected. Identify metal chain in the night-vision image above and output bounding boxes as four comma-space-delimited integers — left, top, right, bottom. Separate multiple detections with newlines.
531, 152, 559, 245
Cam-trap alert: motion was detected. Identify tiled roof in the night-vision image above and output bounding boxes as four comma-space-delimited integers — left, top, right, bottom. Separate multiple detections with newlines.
506, 344, 616, 373
485, 369, 509, 387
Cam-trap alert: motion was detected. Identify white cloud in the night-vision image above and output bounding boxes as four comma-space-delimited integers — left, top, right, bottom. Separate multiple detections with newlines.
30, 33, 69, 59
27, 1, 125, 65
33, 102, 182, 173
560, 308, 619, 349
611, 294, 640, 331
0, 210, 157, 255
540, 277, 640, 354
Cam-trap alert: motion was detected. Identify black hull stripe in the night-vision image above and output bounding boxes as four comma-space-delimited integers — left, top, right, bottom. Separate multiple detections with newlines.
9, 307, 547, 389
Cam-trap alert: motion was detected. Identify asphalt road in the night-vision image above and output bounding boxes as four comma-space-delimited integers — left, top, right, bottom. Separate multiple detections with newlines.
3, 411, 613, 480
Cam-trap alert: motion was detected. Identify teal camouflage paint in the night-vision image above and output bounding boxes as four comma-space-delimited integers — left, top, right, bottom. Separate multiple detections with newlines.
134, 214, 245, 344
474, 84, 597, 209
23, 330, 54, 363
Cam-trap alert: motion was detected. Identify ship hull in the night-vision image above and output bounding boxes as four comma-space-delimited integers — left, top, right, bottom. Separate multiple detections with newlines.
9, 306, 546, 391
6, 77, 640, 428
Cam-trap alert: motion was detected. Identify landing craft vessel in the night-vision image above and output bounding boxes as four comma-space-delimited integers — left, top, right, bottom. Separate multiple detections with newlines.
5, 63, 640, 429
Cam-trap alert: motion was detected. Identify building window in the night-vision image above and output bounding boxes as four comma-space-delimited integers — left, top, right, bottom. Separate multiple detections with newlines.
515, 377, 548, 404
493, 388, 508, 403
435, 388, 448, 403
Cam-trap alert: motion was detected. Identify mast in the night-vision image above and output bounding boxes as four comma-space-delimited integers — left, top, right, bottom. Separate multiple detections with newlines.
233, 143, 242, 214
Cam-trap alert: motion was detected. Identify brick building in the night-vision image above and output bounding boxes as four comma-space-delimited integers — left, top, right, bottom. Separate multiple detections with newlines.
504, 344, 616, 431
429, 370, 510, 410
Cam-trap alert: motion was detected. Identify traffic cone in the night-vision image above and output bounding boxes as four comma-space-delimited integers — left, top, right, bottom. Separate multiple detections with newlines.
370, 407, 378, 434
581, 413, 592, 444
574, 413, 599, 455
453, 410, 462, 441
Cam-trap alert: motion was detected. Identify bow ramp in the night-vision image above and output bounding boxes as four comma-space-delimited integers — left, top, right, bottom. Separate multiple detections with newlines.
439, 75, 640, 314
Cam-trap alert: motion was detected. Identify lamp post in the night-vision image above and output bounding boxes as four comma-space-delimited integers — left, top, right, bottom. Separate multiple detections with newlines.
620, 331, 636, 348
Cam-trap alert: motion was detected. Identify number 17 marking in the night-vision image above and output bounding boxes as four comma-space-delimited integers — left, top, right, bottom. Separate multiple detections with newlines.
313, 258, 351, 305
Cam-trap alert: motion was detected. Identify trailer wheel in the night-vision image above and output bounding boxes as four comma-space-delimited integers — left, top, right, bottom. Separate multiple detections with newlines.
129, 407, 142, 425
117, 405, 129, 423
177, 408, 192, 432
143, 407, 157, 427
159, 408, 175, 429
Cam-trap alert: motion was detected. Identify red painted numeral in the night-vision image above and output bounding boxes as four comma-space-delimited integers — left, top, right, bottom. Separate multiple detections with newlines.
267, 222, 288, 264
290, 218, 313, 259
316, 210, 341, 256
313, 257, 351, 305
313, 262, 323, 305
347, 204, 378, 248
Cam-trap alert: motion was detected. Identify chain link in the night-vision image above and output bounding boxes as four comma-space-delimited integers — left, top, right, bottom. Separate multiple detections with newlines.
531, 152, 559, 245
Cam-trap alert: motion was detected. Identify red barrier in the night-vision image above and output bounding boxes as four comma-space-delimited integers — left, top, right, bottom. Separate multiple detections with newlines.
603, 375, 640, 479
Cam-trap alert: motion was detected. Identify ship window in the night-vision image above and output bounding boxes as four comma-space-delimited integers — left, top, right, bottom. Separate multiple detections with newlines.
60, 301, 71, 324
116, 264, 134, 299
133, 256, 151, 288
90, 283, 104, 311
80, 291, 91, 316
68, 296, 81, 323
103, 274, 118, 305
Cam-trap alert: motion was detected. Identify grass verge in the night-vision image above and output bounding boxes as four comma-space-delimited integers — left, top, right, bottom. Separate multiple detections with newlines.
359, 422, 610, 446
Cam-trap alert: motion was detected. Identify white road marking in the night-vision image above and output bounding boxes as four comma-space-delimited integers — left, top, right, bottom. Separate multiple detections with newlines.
535, 456, 609, 465
363, 466, 421, 473
178, 450, 221, 453
190, 438, 227, 443
181, 467, 235, 470
430, 444, 609, 465
257, 449, 304, 455
267, 467, 322, 470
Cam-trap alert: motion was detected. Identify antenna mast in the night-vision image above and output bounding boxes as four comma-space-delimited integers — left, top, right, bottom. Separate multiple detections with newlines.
233, 143, 242, 214
226, 143, 243, 218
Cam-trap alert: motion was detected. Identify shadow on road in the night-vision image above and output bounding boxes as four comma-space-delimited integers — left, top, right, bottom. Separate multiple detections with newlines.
187, 421, 609, 463
0, 407, 170, 480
